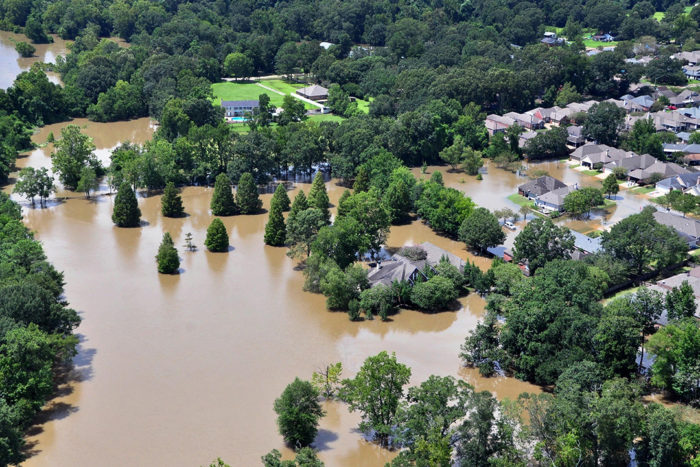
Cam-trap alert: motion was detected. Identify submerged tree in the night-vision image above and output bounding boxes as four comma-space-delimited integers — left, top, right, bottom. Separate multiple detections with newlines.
273, 378, 325, 448
161, 182, 185, 217
308, 172, 330, 224
76, 166, 98, 198
236, 172, 262, 214
271, 183, 291, 212
112, 182, 141, 227
13, 167, 54, 207
183, 232, 196, 252
156, 232, 180, 274
264, 202, 286, 246
210, 173, 237, 216
205, 218, 229, 252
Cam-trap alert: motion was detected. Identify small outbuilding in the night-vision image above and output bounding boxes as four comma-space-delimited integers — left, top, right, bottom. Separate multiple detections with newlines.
296, 85, 329, 101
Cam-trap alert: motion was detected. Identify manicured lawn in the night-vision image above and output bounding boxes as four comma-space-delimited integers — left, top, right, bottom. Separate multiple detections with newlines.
583, 39, 618, 48
602, 198, 616, 208
211, 82, 287, 107
581, 169, 601, 176
630, 186, 655, 195
259, 79, 304, 94
569, 163, 580, 168
355, 97, 372, 113
507, 193, 535, 208
308, 114, 345, 123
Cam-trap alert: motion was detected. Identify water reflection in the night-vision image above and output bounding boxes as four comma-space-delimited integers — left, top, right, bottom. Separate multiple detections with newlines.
0, 31, 68, 89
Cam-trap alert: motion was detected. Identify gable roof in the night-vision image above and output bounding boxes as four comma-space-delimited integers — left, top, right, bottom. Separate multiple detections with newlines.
297, 85, 328, 98
653, 211, 700, 240
518, 175, 567, 197
221, 100, 259, 107
536, 185, 575, 208
656, 172, 700, 191
570, 231, 603, 254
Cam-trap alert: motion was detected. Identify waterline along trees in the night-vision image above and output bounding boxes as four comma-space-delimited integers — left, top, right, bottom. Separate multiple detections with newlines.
210, 173, 237, 216
236, 172, 262, 214
264, 201, 286, 246
205, 218, 229, 252
112, 182, 141, 227
308, 172, 330, 224
156, 232, 180, 274
161, 182, 185, 217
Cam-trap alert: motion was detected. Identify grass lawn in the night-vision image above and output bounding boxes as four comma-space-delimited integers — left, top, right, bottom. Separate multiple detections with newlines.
581, 169, 601, 176
602, 198, 616, 208
259, 79, 304, 94
507, 193, 536, 208
211, 81, 315, 110
630, 186, 655, 195
308, 114, 345, 123
583, 39, 618, 48
355, 97, 372, 113
603, 286, 640, 304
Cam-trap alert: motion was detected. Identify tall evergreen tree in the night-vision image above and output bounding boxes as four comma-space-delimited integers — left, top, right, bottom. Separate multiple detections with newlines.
336, 189, 352, 218
156, 232, 180, 274
236, 172, 262, 214
271, 183, 291, 212
353, 166, 370, 192
264, 202, 286, 246
205, 218, 229, 252
112, 182, 141, 227
161, 182, 185, 217
210, 173, 237, 216
308, 172, 330, 224
288, 190, 309, 225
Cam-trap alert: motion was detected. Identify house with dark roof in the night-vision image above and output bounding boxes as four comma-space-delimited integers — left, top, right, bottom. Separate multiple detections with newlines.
367, 242, 465, 287
670, 89, 700, 107
296, 85, 328, 101
655, 173, 700, 194
503, 112, 544, 130
518, 175, 567, 199
221, 100, 259, 118
485, 114, 516, 135
570, 231, 603, 255
648, 266, 700, 322
602, 153, 658, 175
535, 185, 576, 212
567, 126, 586, 147
652, 211, 700, 248
571, 143, 635, 169
628, 161, 689, 184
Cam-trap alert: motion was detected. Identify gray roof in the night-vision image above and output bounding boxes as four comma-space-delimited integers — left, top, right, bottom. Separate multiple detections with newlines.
570, 231, 603, 254
367, 242, 465, 287
648, 267, 700, 321
518, 175, 567, 197
297, 85, 328, 98
536, 185, 575, 208
656, 172, 700, 191
653, 211, 700, 240
603, 154, 658, 172
629, 161, 689, 181
418, 241, 465, 269
632, 95, 654, 108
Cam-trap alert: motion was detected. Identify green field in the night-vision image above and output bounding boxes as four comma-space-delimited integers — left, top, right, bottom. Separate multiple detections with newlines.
308, 114, 344, 123
355, 97, 372, 113
211, 81, 315, 110
260, 79, 305, 94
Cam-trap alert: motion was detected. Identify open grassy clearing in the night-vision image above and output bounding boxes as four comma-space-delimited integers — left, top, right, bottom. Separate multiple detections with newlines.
211, 81, 315, 110
259, 79, 305, 94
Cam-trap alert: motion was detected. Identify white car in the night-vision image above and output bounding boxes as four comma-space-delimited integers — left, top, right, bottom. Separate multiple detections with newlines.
504, 221, 516, 231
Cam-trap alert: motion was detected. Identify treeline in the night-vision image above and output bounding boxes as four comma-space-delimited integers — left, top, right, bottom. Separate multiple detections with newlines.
260, 350, 700, 466
0, 192, 80, 465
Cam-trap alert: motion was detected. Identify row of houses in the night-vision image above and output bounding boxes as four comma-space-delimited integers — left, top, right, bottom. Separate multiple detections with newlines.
486, 101, 600, 136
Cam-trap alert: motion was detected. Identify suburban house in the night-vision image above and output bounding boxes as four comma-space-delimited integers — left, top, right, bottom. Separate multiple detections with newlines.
518, 130, 538, 148
602, 153, 658, 176
655, 172, 700, 195
648, 266, 700, 322
527, 107, 557, 123
648, 111, 699, 133
296, 85, 328, 101
624, 95, 654, 112
663, 143, 700, 163
221, 100, 259, 118
670, 89, 700, 107
652, 211, 700, 248
628, 160, 689, 185
535, 185, 576, 212
503, 112, 544, 130
567, 125, 586, 147
569, 231, 603, 259
592, 33, 615, 42
571, 143, 635, 169
673, 50, 700, 66
485, 114, 516, 135
518, 175, 567, 199
541, 32, 565, 46
684, 65, 700, 80
367, 242, 465, 287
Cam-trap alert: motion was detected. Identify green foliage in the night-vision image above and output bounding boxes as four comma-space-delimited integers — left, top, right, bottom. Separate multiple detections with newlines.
563, 187, 604, 218
307, 172, 330, 224
320, 263, 369, 310
210, 173, 237, 216
205, 218, 229, 252
461, 311, 504, 377
271, 184, 291, 212
161, 182, 185, 218
601, 207, 688, 277
14, 41, 35, 57
523, 127, 569, 161
273, 378, 325, 448
52, 125, 100, 190
512, 218, 574, 274
583, 102, 626, 147
312, 217, 367, 269
13, 167, 54, 207
352, 166, 370, 192
224, 52, 254, 80
359, 284, 395, 321
76, 166, 98, 198
236, 172, 262, 214
264, 202, 286, 246
336, 189, 390, 256
112, 182, 141, 227
287, 208, 326, 259
384, 168, 415, 224
602, 173, 619, 198
156, 232, 180, 274
262, 448, 324, 467
410, 275, 458, 312
554, 82, 581, 107
340, 351, 411, 447
415, 181, 474, 237
311, 362, 343, 399
666, 280, 697, 321
648, 319, 700, 403
458, 207, 505, 253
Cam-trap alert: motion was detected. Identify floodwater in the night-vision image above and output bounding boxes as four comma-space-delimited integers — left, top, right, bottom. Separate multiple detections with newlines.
0, 31, 68, 88
6, 122, 660, 465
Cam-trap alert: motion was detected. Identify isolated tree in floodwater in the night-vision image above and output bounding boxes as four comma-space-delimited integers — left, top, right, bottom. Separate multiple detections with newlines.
161, 182, 185, 217
210, 173, 237, 216
205, 218, 229, 252
112, 182, 141, 227
236, 172, 262, 214
264, 202, 286, 246
271, 183, 290, 212
273, 378, 324, 448
156, 232, 180, 274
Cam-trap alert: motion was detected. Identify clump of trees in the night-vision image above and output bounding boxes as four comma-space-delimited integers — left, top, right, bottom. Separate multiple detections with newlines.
273, 378, 325, 448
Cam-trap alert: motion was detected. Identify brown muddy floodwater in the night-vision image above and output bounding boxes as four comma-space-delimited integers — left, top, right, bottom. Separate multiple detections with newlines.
6, 123, 543, 465
0, 31, 68, 88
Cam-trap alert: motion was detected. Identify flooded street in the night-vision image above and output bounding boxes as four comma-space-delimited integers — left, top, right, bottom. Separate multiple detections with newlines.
0, 31, 68, 88
3, 109, 654, 465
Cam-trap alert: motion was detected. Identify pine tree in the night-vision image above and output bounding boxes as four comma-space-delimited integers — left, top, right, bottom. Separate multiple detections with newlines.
337, 189, 351, 218
353, 166, 370, 192
156, 232, 180, 274
308, 172, 330, 224
112, 182, 141, 227
264, 202, 286, 246
288, 190, 309, 225
210, 173, 237, 216
271, 183, 291, 212
236, 172, 262, 214
205, 218, 229, 252
161, 181, 185, 217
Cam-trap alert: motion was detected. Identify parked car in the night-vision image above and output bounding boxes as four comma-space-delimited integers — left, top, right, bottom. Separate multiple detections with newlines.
504, 221, 516, 230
